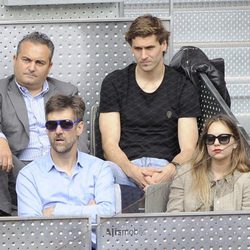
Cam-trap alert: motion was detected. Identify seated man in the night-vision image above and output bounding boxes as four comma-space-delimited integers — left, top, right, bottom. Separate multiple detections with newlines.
99, 14, 201, 190
0, 31, 88, 216
16, 95, 116, 247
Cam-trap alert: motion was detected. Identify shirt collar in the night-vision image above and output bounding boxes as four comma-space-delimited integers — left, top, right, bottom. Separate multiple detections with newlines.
46, 150, 83, 172
15, 79, 49, 97
208, 169, 241, 186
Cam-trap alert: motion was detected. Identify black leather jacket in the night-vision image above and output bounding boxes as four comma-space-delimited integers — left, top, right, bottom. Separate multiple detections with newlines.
169, 46, 231, 107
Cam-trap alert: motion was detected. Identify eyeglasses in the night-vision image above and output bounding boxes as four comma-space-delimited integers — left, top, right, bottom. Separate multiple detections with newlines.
204, 134, 233, 145
45, 119, 81, 131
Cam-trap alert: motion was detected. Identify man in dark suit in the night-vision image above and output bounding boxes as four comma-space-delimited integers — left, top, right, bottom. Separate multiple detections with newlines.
0, 31, 88, 216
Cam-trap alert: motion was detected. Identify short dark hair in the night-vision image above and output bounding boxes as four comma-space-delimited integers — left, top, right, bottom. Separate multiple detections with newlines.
125, 14, 170, 46
45, 95, 85, 121
16, 31, 54, 61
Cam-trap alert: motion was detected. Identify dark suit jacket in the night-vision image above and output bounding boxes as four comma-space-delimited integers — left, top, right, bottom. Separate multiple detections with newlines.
0, 75, 88, 156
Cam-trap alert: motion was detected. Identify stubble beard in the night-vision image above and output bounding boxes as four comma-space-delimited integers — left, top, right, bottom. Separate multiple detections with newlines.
51, 138, 77, 154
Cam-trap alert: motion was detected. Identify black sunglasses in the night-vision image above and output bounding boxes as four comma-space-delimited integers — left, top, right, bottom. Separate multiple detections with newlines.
45, 119, 81, 131
204, 133, 233, 145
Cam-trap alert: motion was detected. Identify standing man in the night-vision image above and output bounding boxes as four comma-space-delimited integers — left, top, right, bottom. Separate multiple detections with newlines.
16, 95, 115, 248
0, 32, 88, 216
99, 15, 201, 190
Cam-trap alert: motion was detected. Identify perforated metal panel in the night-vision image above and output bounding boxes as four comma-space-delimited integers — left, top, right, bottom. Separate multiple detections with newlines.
198, 78, 224, 132
0, 216, 91, 250
124, 3, 170, 17
0, 1, 120, 20
227, 83, 250, 135
228, 83, 250, 114
0, 19, 170, 135
125, 0, 167, 3
97, 212, 250, 249
173, 0, 248, 2
4, 0, 123, 5
172, 4, 250, 95
174, 10, 250, 43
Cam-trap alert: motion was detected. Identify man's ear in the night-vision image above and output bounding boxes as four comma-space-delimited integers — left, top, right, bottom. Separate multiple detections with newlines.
13, 54, 17, 66
49, 61, 53, 70
161, 40, 167, 53
76, 121, 84, 136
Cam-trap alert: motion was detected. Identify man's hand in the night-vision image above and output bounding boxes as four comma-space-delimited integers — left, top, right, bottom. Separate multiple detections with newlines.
42, 206, 55, 216
127, 164, 162, 189
88, 199, 96, 205
151, 163, 176, 184
0, 138, 13, 172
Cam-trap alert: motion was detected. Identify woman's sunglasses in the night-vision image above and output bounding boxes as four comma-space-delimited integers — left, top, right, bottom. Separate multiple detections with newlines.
204, 133, 233, 145
45, 119, 81, 131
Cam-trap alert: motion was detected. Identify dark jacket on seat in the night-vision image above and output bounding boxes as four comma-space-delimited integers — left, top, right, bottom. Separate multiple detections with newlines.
169, 46, 231, 107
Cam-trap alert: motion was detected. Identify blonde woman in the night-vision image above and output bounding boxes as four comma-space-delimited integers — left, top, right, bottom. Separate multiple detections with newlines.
167, 114, 250, 212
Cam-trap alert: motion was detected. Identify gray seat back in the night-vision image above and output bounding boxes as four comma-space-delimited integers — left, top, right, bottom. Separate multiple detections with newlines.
145, 182, 171, 213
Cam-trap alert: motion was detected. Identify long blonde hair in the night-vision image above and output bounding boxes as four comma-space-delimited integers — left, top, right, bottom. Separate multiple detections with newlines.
191, 114, 250, 207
